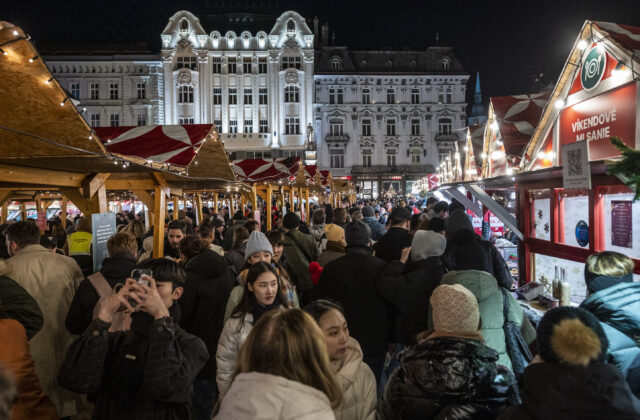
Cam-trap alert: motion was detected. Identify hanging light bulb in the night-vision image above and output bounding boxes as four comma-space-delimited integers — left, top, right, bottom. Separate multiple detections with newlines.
0, 48, 7, 56
45, 76, 53, 84
60, 97, 68, 106
577, 39, 588, 50
555, 99, 565, 109
29, 55, 39, 63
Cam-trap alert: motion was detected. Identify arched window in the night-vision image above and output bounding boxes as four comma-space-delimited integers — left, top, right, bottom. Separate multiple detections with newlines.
287, 19, 296, 34
178, 85, 194, 103
180, 20, 189, 34
331, 57, 341, 70
441, 58, 450, 70
284, 86, 299, 103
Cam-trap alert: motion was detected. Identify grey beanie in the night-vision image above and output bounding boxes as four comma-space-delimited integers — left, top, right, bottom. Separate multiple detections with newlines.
362, 206, 375, 218
411, 230, 447, 261
445, 209, 474, 237
245, 231, 273, 260
345, 220, 371, 248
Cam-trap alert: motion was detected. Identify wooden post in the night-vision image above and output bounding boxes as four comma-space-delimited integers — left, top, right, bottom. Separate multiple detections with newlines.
1, 203, 7, 224
152, 186, 166, 258
305, 188, 310, 224
213, 192, 218, 214
250, 185, 258, 218
20, 202, 26, 221
173, 196, 179, 220
61, 196, 67, 228
266, 185, 273, 231
195, 193, 203, 224
96, 184, 108, 213
241, 193, 246, 217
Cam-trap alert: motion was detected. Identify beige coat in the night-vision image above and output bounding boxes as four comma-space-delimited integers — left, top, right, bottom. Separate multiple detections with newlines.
217, 372, 335, 420
332, 338, 376, 420
4, 244, 84, 417
216, 313, 253, 398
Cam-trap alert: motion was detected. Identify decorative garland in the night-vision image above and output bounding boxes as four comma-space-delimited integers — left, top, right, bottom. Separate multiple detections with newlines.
608, 137, 640, 201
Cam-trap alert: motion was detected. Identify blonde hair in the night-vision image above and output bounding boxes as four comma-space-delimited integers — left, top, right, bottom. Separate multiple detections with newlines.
586, 251, 634, 278
107, 232, 138, 257
235, 308, 342, 408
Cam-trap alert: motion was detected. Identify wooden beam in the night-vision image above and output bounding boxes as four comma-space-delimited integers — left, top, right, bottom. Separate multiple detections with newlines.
266, 185, 273, 231
0, 190, 13, 207
133, 189, 156, 227
213, 193, 218, 214
20, 202, 26, 222
250, 185, 258, 218
173, 196, 179, 220
305, 188, 310, 224
1, 203, 7, 224
0, 164, 85, 188
152, 186, 166, 258
82, 173, 111, 199
105, 179, 156, 190
59, 187, 94, 219
195, 193, 203, 224
96, 183, 108, 213
61, 196, 67, 228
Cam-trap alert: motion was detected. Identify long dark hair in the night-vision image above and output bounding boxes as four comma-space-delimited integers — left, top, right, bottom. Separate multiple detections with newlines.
231, 262, 291, 327
303, 299, 345, 323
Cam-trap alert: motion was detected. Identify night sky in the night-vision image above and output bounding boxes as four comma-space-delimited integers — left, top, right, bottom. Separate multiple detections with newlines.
2, 0, 639, 105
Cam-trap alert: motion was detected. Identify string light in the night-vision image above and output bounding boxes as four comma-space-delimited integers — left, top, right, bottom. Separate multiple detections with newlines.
28, 55, 39, 63
45, 76, 53, 84
60, 97, 68, 106
0, 48, 7, 56
12, 30, 18, 36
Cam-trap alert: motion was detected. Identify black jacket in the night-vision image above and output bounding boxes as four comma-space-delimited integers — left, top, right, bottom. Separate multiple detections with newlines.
378, 336, 519, 420
0, 274, 43, 339
443, 229, 513, 290
498, 362, 640, 420
374, 227, 413, 263
377, 257, 445, 345
66, 254, 138, 335
179, 249, 235, 379
315, 247, 391, 374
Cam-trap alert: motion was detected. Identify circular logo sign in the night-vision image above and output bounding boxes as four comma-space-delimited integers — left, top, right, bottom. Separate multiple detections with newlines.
575, 220, 589, 247
581, 45, 607, 91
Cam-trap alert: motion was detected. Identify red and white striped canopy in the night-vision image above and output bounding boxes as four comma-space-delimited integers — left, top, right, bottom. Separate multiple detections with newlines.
491, 92, 550, 158
304, 165, 331, 185
232, 157, 300, 182
595, 22, 640, 56
95, 125, 212, 166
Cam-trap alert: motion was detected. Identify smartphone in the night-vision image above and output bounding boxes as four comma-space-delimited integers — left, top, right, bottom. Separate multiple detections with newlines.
129, 269, 153, 308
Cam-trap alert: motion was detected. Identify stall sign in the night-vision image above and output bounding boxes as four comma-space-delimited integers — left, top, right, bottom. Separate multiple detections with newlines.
92, 212, 116, 272
581, 45, 607, 91
559, 83, 637, 163
36, 211, 47, 230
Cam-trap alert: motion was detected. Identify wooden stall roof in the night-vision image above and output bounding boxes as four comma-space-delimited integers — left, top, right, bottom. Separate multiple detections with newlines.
232, 157, 300, 182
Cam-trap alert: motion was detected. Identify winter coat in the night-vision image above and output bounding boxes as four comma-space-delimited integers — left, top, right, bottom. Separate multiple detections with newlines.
438, 270, 536, 370
317, 242, 346, 267
0, 266, 43, 340
315, 247, 391, 378
442, 230, 514, 290
223, 221, 245, 251
4, 244, 84, 417
362, 217, 386, 242
179, 249, 235, 379
377, 336, 520, 420
0, 319, 58, 420
58, 310, 208, 420
224, 241, 247, 276
332, 338, 376, 420
216, 313, 254, 398
498, 362, 640, 420
65, 253, 138, 335
374, 228, 412, 263
217, 372, 335, 420
580, 282, 640, 397
283, 229, 318, 294
377, 257, 445, 345
309, 223, 328, 254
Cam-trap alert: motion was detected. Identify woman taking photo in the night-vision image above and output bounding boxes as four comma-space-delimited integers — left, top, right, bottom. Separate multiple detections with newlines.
305, 300, 376, 420
216, 262, 291, 397
218, 308, 342, 419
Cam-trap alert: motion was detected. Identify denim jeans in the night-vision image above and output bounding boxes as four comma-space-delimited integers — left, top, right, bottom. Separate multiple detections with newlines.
378, 343, 404, 396
192, 379, 218, 420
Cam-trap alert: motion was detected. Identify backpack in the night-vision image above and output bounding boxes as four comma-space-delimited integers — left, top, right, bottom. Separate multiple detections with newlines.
87, 272, 131, 332
500, 288, 532, 380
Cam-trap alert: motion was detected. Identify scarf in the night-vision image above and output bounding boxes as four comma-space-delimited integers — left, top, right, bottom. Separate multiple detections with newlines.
252, 296, 282, 324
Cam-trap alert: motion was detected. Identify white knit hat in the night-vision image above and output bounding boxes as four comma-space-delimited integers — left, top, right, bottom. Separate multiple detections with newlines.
411, 230, 446, 261
245, 231, 273, 260
430, 284, 479, 334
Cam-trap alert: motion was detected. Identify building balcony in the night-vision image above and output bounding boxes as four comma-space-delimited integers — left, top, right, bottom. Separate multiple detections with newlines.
434, 133, 459, 142
325, 134, 350, 143
350, 164, 434, 175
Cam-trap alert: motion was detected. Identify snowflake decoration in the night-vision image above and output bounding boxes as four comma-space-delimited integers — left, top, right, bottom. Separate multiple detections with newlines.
572, 267, 582, 275
544, 223, 550, 234
538, 209, 543, 220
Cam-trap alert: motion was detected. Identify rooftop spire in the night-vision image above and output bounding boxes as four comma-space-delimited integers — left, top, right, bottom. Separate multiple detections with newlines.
474, 72, 482, 104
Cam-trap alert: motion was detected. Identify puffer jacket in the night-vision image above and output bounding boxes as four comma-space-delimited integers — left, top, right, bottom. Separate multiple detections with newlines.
378, 336, 519, 420
437, 270, 536, 370
217, 372, 335, 420
332, 338, 376, 420
498, 362, 640, 420
216, 314, 254, 398
362, 217, 386, 241
580, 281, 640, 397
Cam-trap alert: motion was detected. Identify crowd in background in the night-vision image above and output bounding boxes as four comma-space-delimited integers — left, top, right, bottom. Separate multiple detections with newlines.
0, 195, 639, 419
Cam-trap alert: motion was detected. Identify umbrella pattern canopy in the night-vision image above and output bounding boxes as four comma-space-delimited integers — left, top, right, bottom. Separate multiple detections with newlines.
304, 165, 331, 185
595, 22, 640, 56
232, 157, 300, 182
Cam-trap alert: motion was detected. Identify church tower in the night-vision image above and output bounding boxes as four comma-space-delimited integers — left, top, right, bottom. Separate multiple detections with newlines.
468, 72, 487, 125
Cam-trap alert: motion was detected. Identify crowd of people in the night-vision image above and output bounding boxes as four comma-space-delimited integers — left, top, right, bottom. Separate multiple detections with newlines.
0, 196, 639, 419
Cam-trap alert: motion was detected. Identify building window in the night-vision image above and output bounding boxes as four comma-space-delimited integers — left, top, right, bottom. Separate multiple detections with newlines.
387, 150, 397, 167
331, 57, 341, 70
110, 114, 119, 127
259, 88, 268, 105
441, 58, 450, 70
258, 58, 267, 73
411, 119, 420, 135
285, 117, 300, 135
287, 19, 295, 34
336, 88, 344, 104
178, 85, 194, 103
90, 113, 100, 127
89, 83, 99, 100
229, 88, 237, 105
136, 82, 146, 99
229, 120, 238, 133
329, 119, 344, 136
243, 57, 252, 73
411, 88, 420, 104
411, 149, 421, 164
70, 83, 80, 100
244, 120, 253, 133
281, 56, 301, 70
439, 118, 452, 135
362, 149, 372, 167
137, 113, 147, 126
330, 149, 344, 168
109, 83, 119, 100
259, 120, 268, 133
446, 87, 453, 104
386, 89, 395, 104
179, 118, 194, 124
438, 88, 444, 104
361, 119, 372, 136
284, 86, 299, 103
227, 58, 236, 74
386, 119, 396, 136
213, 88, 222, 105
329, 88, 336, 105
176, 56, 197, 70
362, 88, 370, 104
244, 89, 252, 104
213, 119, 222, 129
212, 57, 221, 73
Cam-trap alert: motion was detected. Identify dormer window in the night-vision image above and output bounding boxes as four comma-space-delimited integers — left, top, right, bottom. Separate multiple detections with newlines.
441, 58, 450, 70
331, 57, 341, 70
180, 20, 189, 35
287, 19, 296, 35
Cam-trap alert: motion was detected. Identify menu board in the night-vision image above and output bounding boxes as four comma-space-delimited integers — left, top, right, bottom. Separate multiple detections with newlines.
611, 201, 633, 248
